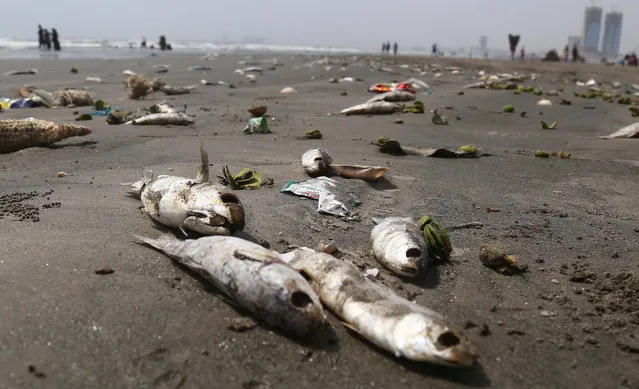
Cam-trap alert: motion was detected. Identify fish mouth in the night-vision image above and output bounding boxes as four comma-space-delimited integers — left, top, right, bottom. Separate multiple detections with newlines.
184, 194, 245, 235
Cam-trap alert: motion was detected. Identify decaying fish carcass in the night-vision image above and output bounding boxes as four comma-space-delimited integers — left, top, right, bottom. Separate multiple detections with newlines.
136, 235, 326, 336
0, 118, 91, 153
127, 143, 244, 236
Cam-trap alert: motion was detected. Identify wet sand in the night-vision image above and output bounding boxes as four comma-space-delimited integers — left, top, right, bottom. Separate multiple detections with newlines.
0, 53, 638, 389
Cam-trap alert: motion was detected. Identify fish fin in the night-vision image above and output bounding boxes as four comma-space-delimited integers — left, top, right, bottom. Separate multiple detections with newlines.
371, 217, 382, 225
195, 141, 209, 183
133, 233, 176, 250
178, 224, 189, 238
120, 169, 154, 193
341, 321, 362, 335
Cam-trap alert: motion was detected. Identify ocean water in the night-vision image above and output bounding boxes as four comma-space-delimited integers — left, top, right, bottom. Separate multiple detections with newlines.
0, 37, 363, 59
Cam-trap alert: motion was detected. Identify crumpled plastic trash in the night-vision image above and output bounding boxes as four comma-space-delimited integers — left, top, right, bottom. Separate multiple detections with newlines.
9, 98, 41, 109
402, 101, 424, 113
244, 116, 271, 134
219, 166, 272, 190
368, 82, 415, 94
281, 177, 361, 220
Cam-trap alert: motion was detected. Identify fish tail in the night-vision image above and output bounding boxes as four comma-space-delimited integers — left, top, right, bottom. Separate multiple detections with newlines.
133, 234, 175, 249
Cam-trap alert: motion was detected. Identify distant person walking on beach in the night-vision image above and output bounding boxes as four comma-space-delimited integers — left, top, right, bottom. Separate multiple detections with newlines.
141, 37, 147, 49
572, 45, 579, 62
520, 47, 525, 60
432, 43, 437, 56
508, 34, 520, 60
393, 42, 398, 56
51, 28, 61, 51
563, 45, 569, 62
44, 29, 51, 50
37, 25, 45, 50
159, 35, 168, 51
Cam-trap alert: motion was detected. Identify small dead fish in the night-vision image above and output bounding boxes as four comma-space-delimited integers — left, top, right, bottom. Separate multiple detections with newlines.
160, 85, 197, 96
243, 66, 264, 73
367, 91, 416, 103
371, 217, 428, 277
599, 123, 639, 139
125, 112, 195, 126
128, 143, 245, 236
301, 148, 333, 176
0, 118, 91, 154
284, 249, 477, 365
135, 235, 325, 336
340, 101, 402, 116
3, 69, 38, 76
301, 148, 388, 181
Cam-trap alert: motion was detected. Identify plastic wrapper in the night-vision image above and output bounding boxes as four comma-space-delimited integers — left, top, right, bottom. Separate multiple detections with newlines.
281, 177, 360, 220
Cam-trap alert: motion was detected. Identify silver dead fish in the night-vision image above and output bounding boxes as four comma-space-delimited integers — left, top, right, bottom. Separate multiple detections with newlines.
284, 249, 477, 365
160, 85, 197, 95
340, 101, 402, 116
136, 235, 326, 336
366, 91, 416, 103
125, 112, 195, 126
0, 118, 91, 154
128, 143, 245, 236
301, 148, 388, 181
371, 217, 428, 278
599, 122, 639, 139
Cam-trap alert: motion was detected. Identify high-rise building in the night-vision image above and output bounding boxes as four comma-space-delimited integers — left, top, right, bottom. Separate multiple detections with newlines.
479, 36, 487, 56
582, 6, 603, 52
601, 12, 623, 57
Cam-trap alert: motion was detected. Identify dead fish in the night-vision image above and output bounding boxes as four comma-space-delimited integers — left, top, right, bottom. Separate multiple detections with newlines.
135, 235, 325, 336
284, 249, 477, 365
366, 91, 416, 103
599, 122, 639, 139
340, 101, 402, 115
301, 148, 332, 176
3, 69, 38, 76
371, 217, 428, 277
243, 66, 264, 73
126, 75, 153, 100
0, 118, 91, 153
160, 85, 197, 96
125, 112, 195, 126
128, 143, 245, 236
52, 89, 94, 107
301, 148, 388, 181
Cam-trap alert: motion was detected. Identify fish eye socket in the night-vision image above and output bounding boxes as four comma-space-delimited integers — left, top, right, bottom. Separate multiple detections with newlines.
405, 248, 421, 258
220, 193, 240, 204
435, 331, 460, 350
290, 291, 313, 308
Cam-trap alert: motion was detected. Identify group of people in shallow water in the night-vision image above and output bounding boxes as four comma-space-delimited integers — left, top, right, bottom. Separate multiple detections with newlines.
137, 35, 172, 51
381, 41, 398, 55
38, 25, 61, 51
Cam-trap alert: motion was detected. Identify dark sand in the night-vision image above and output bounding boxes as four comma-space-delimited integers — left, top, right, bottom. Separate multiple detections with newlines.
0, 54, 638, 389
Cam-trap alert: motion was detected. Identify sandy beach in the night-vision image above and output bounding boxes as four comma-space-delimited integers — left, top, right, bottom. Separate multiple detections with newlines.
0, 53, 638, 389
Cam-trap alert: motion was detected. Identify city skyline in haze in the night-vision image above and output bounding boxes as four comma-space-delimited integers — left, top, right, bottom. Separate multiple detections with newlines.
3, 0, 638, 53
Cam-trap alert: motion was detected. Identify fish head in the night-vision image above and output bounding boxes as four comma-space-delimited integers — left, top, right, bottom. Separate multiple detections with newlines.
301, 148, 332, 176
394, 313, 477, 366
261, 263, 326, 336
386, 247, 425, 278
182, 188, 245, 235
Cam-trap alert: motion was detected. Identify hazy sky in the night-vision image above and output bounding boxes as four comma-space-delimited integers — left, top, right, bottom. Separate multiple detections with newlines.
4, 0, 638, 52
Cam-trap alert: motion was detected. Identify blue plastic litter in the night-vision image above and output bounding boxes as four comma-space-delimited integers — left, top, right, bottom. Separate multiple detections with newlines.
10, 98, 39, 109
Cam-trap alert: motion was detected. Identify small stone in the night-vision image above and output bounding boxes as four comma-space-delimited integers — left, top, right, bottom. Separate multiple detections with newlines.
56, 171, 67, 178
551, 279, 559, 284
227, 317, 258, 333
540, 310, 556, 317
94, 267, 114, 275
479, 324, 491, 336
611, 252, 619, 258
